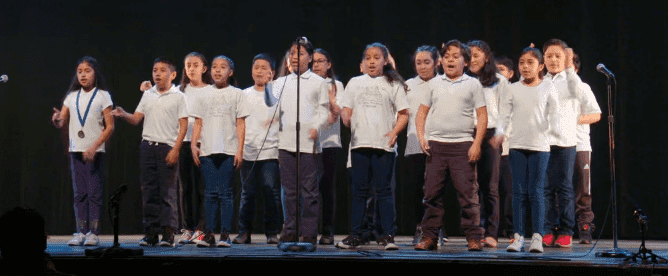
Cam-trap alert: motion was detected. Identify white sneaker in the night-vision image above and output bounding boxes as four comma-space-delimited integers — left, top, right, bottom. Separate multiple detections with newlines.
68, 233, 85, 246
83, 232, 99, 246
506, 233, 524, 252
178, 229, 193, 244
529, 233, 544, 253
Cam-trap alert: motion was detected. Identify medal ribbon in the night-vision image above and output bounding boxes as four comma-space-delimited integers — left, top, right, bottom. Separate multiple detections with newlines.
76, 87, 99, 128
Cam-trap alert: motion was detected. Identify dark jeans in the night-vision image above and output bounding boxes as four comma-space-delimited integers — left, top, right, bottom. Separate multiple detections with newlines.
405, 153, 426, 229
319, 147, 341, 237
545, 146, 576, 236
574, 151, 594, 232
70, 152, 105, 235
477, 129, 500, 238
349, 148, 396, 237
140, 141, 179, 232
178, 142, 204, 230
499, 154, 513, 237
238, 159, 281, 235
421, 141, 483, 240
200, 154, 235, 233
279, 150, 321, 238
510, 149, 549, 237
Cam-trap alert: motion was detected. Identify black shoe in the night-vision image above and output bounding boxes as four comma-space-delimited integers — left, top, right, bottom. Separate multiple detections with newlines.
579, 225, 593, 244
278, 232, 298, 244
266, 234, 279, 244
159, 227, 175, 247
139, 233, 159, 246
196, 231, 216, 247
335, 235, 361, 249
319, 235, 334, 245
302, 236, 317, 245
378, 235, 399, 250
233, 233, 250, 244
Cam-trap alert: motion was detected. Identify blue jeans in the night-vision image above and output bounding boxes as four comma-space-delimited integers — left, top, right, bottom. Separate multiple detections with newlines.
545, 146, 576, 236
200, 154, 235, 233
510, 149, 550, 237
238, 159, 281, 235
350, 148, 396, 237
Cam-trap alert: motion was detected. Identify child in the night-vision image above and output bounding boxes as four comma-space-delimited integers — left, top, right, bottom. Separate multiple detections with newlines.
495, 55, 516, 238
493, 47, 560, 253
112, 57, 188, 247
467, 40, 508, 247
312, 48, 345, 245
495, 56, 516, 82
52, 56, 114, 246
414, 40, 487, 251
274, 39, 329, 249
176, 52, 212, 244
405, 45, 440, 245
572, 53, 602, 244
337, 42, 409, 250
541, 39, 589, 248
234, 53, 282, 245
190, 55, 249, 247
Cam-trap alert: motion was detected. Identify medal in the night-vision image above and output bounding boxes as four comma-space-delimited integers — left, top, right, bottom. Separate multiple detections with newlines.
76, 87, 98, 139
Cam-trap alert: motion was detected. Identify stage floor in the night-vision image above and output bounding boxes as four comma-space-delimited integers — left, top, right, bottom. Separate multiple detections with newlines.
36, 234, 668, 275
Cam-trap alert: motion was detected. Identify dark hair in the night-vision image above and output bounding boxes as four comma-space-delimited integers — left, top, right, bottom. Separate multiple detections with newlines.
252, 53, 276, 72
573, 53, 581, 72
289, 39, 314, 73
411, 45, 440, 78
495, 56, 517, 82
542, 38, 568, 55
313, 48, 338, 92
441, 39, 471, 64
466, 40, 499, 87
520, 47, 544, 79
153, 56, 177, 72
179, 52, 212, 92
211, 55, 238, 87
363, 42, 407, 91
0, 207, 46, 258
67, 56, 108, 93
277, 50, 291, 78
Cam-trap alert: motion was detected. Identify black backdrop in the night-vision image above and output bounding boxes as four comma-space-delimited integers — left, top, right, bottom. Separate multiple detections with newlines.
0, 0, 666, 239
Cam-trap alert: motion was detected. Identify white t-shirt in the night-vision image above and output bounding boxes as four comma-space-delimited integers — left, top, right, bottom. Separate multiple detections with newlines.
497, 79, 559, 152
473, 73, 508, 129
242, 86, 279, 161
275, 70, 329, 154
319, 78, 345, 149
576, 82, 602, 152
341, 74, 409, 153
135, 85, 188, 147
546, 68, 588, 147
63, 88, 113, 152
422, 74, 486, 143
190, 85, 250, 157
405, 76, 431, 156
182, 84, 211, 142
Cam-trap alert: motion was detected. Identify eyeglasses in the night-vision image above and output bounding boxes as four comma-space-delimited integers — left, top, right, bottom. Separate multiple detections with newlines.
313, 59, 329, 64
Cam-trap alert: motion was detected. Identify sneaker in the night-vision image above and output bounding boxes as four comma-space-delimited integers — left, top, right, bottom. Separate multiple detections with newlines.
83, 232, 99, 246
378, 235, 399, 250
267, 234, 279, 244
278, 232, 298, 244
483, 236, 498, 248
542, 233, 555, 247
554, 234, 572, 248
177, 229, 193, 244
159, 228, 175, 247
216, 232, 232, 247
506, 233, 524, 252
579, 225, 592, 244
233, 232, 250, 244
529, 233, 544, 253
335, 235, 361, 249
414, 237, 437, 251
413, 226, 423, 245
68, 233, 85, 246
319, 235, 334, 245
439, 229, 449, 246
139, 233, 159, 246
190, 230, 204, 243
195, 232, 216, 247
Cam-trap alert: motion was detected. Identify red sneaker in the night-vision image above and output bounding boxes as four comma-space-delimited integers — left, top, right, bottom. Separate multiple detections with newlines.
542, 233, 555, 247
554, 235, 572, 248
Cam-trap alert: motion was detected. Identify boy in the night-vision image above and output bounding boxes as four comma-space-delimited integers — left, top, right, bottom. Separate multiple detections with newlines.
415, 40, 487, 251
112, 57, 188, 247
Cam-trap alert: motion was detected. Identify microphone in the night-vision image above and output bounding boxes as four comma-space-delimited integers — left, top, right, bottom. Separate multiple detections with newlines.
296, 36, 308, 44
0, 75, 7, 83
596, 64, 615, 78
109, 184, 129, 203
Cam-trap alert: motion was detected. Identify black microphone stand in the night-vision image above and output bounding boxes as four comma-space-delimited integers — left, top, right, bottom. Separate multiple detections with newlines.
624, 209, 667, 263
595, 71, 630, 258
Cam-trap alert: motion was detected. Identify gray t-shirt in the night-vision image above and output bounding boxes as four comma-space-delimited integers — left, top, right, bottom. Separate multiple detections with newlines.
422, 74, 486, 143
341, 74, 409, 152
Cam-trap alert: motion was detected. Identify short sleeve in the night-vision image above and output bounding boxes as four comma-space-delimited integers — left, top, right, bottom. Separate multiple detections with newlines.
236, 89, 251, 118
473, 81, 486, 109
393, 83, 409, 112
177, 93, 188, 119
135, 91, 149, 114
340, 78, 355, 109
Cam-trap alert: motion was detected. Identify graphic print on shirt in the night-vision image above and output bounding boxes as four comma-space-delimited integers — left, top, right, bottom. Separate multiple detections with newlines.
360, 85, 384, 127
207, 95, 232, 117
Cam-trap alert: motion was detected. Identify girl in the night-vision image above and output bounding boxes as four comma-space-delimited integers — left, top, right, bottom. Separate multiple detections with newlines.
176, 52, 212, 244
467, 40, 508, 247
52, 56, 114, 246
233, 53, 282, 245
492, 47, 559, 253
337, 43, 409, 250
190, 55, 249, 247
311, 48, 344, 245
404, 45, 440, 245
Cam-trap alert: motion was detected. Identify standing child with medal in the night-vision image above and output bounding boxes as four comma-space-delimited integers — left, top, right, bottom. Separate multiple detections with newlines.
52, 56, 115, 246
